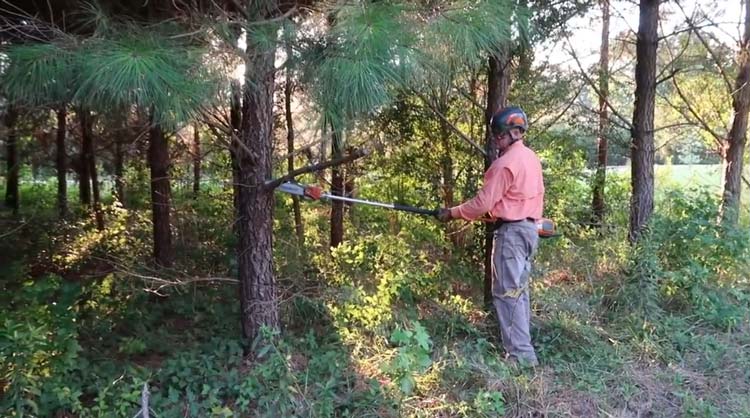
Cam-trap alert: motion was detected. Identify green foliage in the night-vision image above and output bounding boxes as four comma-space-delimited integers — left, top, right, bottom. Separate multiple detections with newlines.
301, 0, 522, 131
383, 321, 433, 395
317, 233, 448, 333
473, 390, 506, 416
0, 277, 84, 417
2, 42, 77, 106
619, 189, 750, 331
75, 30, 217, 127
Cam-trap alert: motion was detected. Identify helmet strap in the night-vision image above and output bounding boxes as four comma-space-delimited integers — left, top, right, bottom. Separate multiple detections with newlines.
508, 128, 523, 144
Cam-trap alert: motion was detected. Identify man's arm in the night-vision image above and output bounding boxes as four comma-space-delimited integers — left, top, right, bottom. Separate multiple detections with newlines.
447, 163, 513, 221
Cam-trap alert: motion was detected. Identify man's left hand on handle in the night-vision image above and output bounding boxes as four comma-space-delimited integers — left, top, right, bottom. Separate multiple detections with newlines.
436, 208, 453, 222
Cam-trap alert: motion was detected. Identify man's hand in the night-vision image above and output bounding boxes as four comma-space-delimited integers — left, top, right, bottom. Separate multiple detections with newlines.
436, 208, 453, 222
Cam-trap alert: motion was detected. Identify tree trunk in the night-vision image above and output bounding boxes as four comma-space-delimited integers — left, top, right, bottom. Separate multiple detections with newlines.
721, 0, 750, 225
483, 52, 510, 307
4, 106, 19, 215
237, 22, 279, 342
592, 0, 610, 226
114, 133, 125, 204
89, 149, 105, 231
439, 116, 457, 247
148, 123, 173, 267
80, 110, 105, 230
629, 0, 659, 243
330, 127, 344, 248
56, 106, 68, 218
230, 79, 242, 235
192, 124, 201, 197
78, 110, 92, 207
285, 62, 304, 245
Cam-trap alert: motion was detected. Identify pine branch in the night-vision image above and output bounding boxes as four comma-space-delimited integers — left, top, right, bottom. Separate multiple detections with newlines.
265, 148, 370, 190
675, 3, 734, 95
412, 90, 486, 156
532, 82, 585, 136
565, 34, 633, 130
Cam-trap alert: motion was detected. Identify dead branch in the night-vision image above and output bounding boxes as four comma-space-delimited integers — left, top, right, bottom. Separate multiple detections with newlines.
265, 147, 370, 189
565, 34, 634, 130
412, 90, 486, 156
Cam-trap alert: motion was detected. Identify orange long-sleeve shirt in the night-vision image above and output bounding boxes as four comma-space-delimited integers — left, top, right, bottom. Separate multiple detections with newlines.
450, 140, 544, 221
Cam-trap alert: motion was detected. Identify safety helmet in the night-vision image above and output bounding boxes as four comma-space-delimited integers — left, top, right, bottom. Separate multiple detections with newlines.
490, 106, 528, 134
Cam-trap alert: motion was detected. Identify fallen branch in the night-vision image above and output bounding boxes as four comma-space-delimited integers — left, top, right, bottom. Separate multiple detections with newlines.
0, 219, 27, 239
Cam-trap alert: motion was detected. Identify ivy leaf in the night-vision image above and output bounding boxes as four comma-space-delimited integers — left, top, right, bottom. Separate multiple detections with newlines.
413, 322, 432, 351
399, 375, 415, 395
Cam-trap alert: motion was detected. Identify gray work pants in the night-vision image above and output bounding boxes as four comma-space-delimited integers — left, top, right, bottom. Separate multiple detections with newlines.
492, 221, 539, 364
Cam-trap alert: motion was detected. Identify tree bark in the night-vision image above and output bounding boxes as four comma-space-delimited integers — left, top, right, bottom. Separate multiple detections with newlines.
230, 79, 242, 235
237, 20, 279, 342
114, 133, 125, 204
148, 123, 173, 267
592, 0, 610, 226
285, 61, 304, 245
80, 110, 104, 230
78, 110, 92, 207
721, 0, 750, 225
629, 0, 659, 243
56, 106, 68, 218
330, 127, 345, 248
483, 53, 510, 307
439, 112, 457, 247
4, 106, 19, 215
89, 150, 104, 231
192, 123, 201, 197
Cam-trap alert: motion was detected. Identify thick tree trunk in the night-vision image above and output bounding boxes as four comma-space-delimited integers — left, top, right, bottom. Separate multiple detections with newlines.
330, 127, 345, 248
56, 107, 68, 218
192, 124, 201, 197
148, 123, 173, 267
285, 68, 304, 245
592, 0, 610, 226
629, 0, 659, 243
4, 106, 19, 215
721, 0, 750, 225
237, 23, 279, 342
78, 110, 92, 207
483, 53, 510, 306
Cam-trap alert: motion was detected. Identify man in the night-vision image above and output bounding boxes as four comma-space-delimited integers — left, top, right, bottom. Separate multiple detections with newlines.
437, 106, 544, 366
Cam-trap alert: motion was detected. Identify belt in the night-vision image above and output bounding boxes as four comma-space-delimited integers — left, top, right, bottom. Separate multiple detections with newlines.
489, 217, 535, 232
503, 217, 535, 224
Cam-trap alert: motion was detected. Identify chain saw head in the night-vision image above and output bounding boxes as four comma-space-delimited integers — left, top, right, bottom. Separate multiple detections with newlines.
275, 182, 322, 200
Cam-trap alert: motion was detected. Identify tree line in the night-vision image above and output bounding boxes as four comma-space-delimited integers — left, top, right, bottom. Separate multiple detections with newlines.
2, 0, 748, 346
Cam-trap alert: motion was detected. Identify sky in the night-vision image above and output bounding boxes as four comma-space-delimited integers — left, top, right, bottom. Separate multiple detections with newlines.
539, 0, 745, 70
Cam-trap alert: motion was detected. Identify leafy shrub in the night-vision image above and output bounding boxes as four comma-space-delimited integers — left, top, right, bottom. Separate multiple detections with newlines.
0, 276, 84, 417
383, 321, 433, 395
621, 189, 750, 330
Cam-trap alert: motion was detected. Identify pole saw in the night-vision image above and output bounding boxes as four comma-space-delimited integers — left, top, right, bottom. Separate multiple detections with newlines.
272, 181, 559, 238
274, 181, 439, 216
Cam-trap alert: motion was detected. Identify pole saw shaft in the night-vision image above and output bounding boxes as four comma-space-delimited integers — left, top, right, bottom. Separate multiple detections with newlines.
273, 181, 438, 217
322, 193, 438, 216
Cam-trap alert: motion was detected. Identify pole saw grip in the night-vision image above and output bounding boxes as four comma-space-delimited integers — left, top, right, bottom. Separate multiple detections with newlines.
392, 204, 439, 216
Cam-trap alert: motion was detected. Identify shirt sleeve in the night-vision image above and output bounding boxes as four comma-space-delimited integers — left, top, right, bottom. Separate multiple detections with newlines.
450, 162, 513, 221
